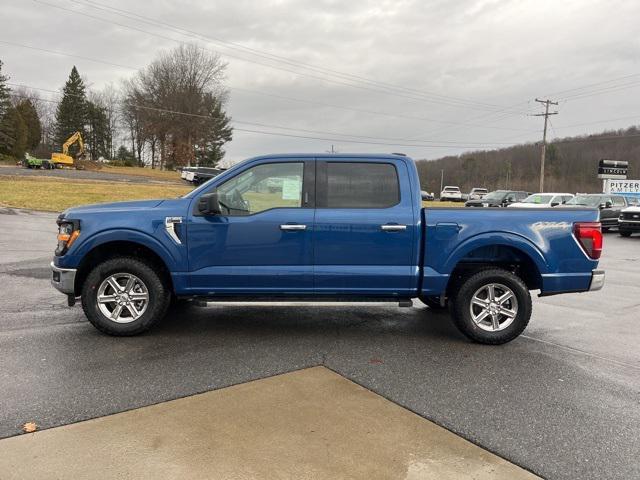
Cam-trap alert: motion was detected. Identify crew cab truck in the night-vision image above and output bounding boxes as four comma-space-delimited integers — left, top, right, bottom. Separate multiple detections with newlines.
51, 154, 605, 344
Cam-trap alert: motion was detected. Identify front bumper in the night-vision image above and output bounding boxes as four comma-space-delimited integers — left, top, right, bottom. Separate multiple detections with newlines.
51, 262, 77, 295
589, 269, 605, 291
619, 220, 640, 232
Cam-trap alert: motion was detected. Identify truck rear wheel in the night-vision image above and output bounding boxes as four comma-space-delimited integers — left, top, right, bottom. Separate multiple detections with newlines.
450, 268, 531, 345
81, 257, 171, 336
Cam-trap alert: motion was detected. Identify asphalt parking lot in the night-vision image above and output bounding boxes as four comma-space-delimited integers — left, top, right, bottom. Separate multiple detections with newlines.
0, 207, 638, 480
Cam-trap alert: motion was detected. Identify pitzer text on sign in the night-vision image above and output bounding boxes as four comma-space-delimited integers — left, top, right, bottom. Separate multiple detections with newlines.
598, 159, 628, 180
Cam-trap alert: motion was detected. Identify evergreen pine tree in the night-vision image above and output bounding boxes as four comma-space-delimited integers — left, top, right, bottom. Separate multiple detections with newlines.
0, 107, 27, 159
86, 101, 110, 160
0, 60, 15, 156
16, 99, 42, 151
55, 66, 87, 156
0, 60, 10, 118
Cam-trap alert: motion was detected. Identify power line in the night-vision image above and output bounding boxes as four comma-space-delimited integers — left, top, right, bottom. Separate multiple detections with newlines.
68, 0, 523, 113
9, 91, 517, 150
13, 90, 640, 151
71, 0, 512, 112
32, 0, 530, 115
559, 80, 640, 102
0, 40, 535, 134
554, 114, 640, 129
545, 72, 640, 98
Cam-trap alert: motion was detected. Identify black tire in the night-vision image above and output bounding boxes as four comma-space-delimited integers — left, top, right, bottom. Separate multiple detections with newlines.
81, 257, 171, 336
419, 295, 447, 309
619, 231, 632, 237
450, 268, 532, 345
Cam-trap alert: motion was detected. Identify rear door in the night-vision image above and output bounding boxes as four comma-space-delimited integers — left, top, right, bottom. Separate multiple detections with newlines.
313, 158, 416, 296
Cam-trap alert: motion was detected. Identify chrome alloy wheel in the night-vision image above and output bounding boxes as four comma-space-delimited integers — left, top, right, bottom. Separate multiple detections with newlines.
96, 273, 149, 323
469, 283, 518, 332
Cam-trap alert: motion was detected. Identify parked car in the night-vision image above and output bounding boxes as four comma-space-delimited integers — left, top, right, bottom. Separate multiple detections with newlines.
508, 193, 574, 208
468, 188, 488, 200
440, 186, 463, 201
421, 191, 435, 201
51, 153, 604, 345
465, 190, 528, 207
562, 194, 628, 231
181, 166, 226, 185
618, 205, 640, 237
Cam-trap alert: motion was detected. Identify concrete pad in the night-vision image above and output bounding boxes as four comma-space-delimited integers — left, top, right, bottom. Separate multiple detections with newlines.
0, 367, 537, 480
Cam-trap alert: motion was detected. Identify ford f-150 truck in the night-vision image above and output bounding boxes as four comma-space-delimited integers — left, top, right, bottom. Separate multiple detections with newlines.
51, 154, 605, 344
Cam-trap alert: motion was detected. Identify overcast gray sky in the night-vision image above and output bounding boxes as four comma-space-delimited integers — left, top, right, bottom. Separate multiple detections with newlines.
1, 0, 639, 165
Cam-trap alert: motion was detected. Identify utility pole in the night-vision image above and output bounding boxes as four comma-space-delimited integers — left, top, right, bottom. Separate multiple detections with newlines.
440, 169, 444, 193
326, 145, 338, 154
533, 98, 558, 192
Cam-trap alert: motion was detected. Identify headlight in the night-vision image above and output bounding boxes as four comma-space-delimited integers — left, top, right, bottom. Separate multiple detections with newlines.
56, 219, 80, 255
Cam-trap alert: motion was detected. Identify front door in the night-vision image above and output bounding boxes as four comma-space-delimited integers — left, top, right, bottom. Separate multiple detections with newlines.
187, 160, 315, 294
313, 159, 416, 296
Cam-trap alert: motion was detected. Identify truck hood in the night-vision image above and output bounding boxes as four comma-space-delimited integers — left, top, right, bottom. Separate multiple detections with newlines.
622, 206, 640, 213
62, 199, 165, 217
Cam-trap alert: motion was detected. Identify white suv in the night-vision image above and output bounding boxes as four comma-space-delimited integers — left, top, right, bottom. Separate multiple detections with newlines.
469, 188, 488, 200
440, 186, 463, 202
508, 193, 574, 208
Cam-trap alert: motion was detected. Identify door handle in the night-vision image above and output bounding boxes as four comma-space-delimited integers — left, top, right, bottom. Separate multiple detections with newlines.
381, 224, 407, 232
280, 224, 307, 231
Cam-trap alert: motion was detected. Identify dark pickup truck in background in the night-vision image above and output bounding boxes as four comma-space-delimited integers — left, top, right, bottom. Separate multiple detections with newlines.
562, 194, 629, 231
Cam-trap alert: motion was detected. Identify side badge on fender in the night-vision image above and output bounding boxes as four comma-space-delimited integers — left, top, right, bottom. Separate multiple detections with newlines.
165, 216, 183, 244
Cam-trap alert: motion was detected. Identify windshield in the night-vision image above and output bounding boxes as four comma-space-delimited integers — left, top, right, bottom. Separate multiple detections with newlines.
522, 194, 554, 204
472, 189, 487, 193
483, 191, 506, 201
565, 195, 602, 206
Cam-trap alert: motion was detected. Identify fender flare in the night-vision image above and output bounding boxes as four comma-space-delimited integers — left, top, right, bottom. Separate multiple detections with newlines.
442, 231, 549, 275
72, 228, 179, 271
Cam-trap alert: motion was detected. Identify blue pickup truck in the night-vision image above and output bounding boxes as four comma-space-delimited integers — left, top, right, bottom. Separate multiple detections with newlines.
51, 154, 605, 344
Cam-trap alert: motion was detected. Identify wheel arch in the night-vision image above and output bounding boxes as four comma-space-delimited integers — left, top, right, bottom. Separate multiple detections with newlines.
73, 240, 174, 296
444, 235, 547, 293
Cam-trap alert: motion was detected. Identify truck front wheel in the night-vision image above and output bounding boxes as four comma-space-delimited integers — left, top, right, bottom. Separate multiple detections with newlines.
450, 269, 531, 345
81, 257, 171, 336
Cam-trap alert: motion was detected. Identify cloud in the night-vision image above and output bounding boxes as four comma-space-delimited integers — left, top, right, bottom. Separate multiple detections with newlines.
1, 0, 639, 164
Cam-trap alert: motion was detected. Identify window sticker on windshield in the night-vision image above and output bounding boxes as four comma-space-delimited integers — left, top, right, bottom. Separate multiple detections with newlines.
282, 178, 301, 200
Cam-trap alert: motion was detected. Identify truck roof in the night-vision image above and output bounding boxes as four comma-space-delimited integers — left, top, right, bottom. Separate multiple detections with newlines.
246, 153, 414, 162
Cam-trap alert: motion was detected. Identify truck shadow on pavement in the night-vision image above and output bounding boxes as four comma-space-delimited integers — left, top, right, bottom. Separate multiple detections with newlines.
149, 302, 465, 344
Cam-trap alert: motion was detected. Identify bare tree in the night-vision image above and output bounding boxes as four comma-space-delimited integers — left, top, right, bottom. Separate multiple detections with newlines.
126, 43, 232, 169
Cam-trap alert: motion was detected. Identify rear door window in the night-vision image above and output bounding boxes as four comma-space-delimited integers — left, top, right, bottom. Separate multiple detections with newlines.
324, 162, 400, 208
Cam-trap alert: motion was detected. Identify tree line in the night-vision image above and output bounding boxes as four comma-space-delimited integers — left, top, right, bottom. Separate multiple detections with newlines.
417, 127, 640, 194
0, 44, 232, 169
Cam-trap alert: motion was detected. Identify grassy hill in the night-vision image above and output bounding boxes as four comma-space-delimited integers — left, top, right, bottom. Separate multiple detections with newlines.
417, 126, 640, 194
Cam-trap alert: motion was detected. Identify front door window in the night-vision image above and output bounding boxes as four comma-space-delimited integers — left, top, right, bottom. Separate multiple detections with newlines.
216, 162, 304, 215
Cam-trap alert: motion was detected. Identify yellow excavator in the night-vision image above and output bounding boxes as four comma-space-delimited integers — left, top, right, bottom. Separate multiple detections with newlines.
51, 131, 87, 168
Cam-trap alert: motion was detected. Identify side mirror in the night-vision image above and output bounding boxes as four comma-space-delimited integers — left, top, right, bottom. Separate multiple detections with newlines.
599, 201, 612, 209
198, 192, 222, 215
550, 202, 559, 207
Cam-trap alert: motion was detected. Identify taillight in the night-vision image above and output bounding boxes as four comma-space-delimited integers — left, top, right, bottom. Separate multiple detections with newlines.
574, 222, 602, 259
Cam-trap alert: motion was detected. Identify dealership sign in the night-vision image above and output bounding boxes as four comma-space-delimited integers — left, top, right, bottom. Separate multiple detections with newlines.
608, 179, 640, 196
598, 159, 628, 179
